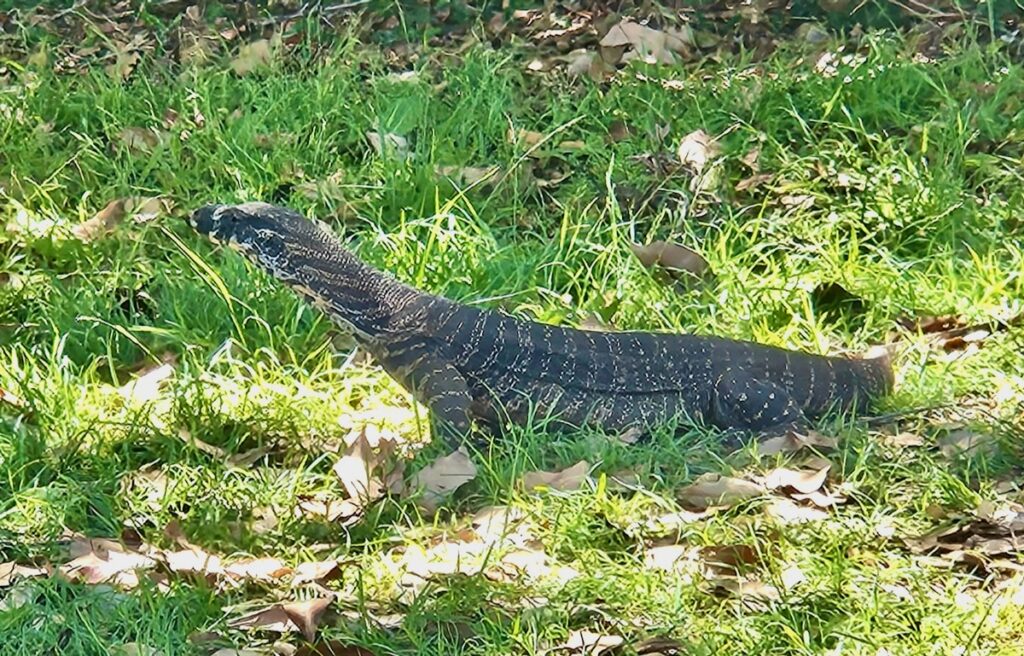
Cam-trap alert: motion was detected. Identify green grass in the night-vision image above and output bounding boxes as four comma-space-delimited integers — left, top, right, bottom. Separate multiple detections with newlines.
2, 16, 1024, 656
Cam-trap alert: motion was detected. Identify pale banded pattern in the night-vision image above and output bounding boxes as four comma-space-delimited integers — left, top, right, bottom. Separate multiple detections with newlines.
189, 203, 894, 447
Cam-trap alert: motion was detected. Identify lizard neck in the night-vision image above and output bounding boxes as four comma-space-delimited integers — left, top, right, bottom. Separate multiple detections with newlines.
279, 244, 424, 341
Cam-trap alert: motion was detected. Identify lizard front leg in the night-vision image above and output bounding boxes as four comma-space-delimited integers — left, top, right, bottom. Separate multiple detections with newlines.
375, 346, 474, 450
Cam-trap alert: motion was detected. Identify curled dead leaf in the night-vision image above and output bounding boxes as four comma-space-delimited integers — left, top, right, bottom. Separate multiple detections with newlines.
411, 447, 477, 509
763, 460, 830, 494
231, 39, 273, 75
228, 595, 334, 641
678, 473, 763, 509
522, 460, 590, 492
676, 129, 720, 173
629, 240, 709, 279
366, 131, 411, 161
756, 429, 838, 456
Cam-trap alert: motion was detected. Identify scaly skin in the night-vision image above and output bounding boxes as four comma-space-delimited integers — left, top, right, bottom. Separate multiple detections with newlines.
188, 202, 894, 445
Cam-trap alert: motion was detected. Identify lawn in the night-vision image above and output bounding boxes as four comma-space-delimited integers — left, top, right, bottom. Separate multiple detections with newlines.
1, 3, 1024, 655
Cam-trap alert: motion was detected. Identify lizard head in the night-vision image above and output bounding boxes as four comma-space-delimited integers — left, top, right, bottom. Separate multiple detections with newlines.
189, 202, 337, 276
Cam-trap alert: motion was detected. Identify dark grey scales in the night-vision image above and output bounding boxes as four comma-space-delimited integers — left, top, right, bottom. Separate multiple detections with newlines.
188, 202, 894, 447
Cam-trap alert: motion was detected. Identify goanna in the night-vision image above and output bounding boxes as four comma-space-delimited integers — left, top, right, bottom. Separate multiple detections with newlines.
188, 202, 893, 447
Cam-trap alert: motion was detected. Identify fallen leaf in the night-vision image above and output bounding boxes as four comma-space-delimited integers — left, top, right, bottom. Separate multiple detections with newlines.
471, 505, 524, 543
436, 165, 500, 187
764, 498, 829, 524
333, 431, 382, 504
881, 430, 925, 448
756, 430, 838, 455
763, 461, 830, 494
295, 496, 362, 525
629, 240, 709, 279
522, 460, 590, 492
60, 546, 157, 588
678, 473, 764, 509
210, 650, 269, 656
223, 557, 292, 583
231, 39, 273, 75
73, 199, 129, 242
228, 595, 333, 641
937, 427, 995, 458
412, 447, 477, 508
106, 49, 141, 81
508, 127, 544, 147
736, 173, 773, 192
791, 489, 847, 508
600, 19, 691, 65
117, 127, 161, 155
176, 428, 228, 458
164, 548, 223, 577
644, 544, 698, 572
711, 577, 781, 601
676, 129, 720, 173
779, 194, 815, 210
366, 131, 411, 161
561, 629, 624, 655
292, 560, 342, 586
607, 120, 632, 143
0, 386, 26, 409
0, 562, 47, 586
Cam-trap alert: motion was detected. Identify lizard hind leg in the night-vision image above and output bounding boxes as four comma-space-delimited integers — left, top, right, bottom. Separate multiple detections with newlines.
711, 371, 808, 435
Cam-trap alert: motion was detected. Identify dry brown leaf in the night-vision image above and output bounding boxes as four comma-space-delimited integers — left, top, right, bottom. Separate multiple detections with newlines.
471, 505, 524, 542
600, 19, 691, 65
0, 562, 47, 587
106, 49, 141, 81
60, 547, 157, 588
791, 489, 846, 507
0, 386, 26, 409
644, 544, 698, 572
228, 595, 333, 641
508, 127, 544, 147
164, 548, 223, 577
118, 361, 174, 403
736, 173, 773, 192
73, 199, 128, 242
292, 560, 342, 586
561, 629, 625, 655
676, 129, 720, 173
756, 429, 838, 455
366, 131, 410, 161
436, 165, 500, 187
938, 427, 995, 458
764, 498, 829, 524
678, 473, 764, 509
763, 461, 830, 494
629, 240, 708, 279
522, 460, 590, 492
412, 447, 477, 507
295, 496, 362, 525
223, 557, 292, 583
117, 127, 161, 155
333, 431, 382, 503
176, 428, 228, 458
881, 430, 925, 448
231, 39, 273, 75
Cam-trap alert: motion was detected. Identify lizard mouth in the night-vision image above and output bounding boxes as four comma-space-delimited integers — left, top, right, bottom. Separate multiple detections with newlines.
189, 203, 226, 239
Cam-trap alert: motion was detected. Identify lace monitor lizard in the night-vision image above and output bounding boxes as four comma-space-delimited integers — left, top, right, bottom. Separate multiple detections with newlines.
188, 202, 893, 447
